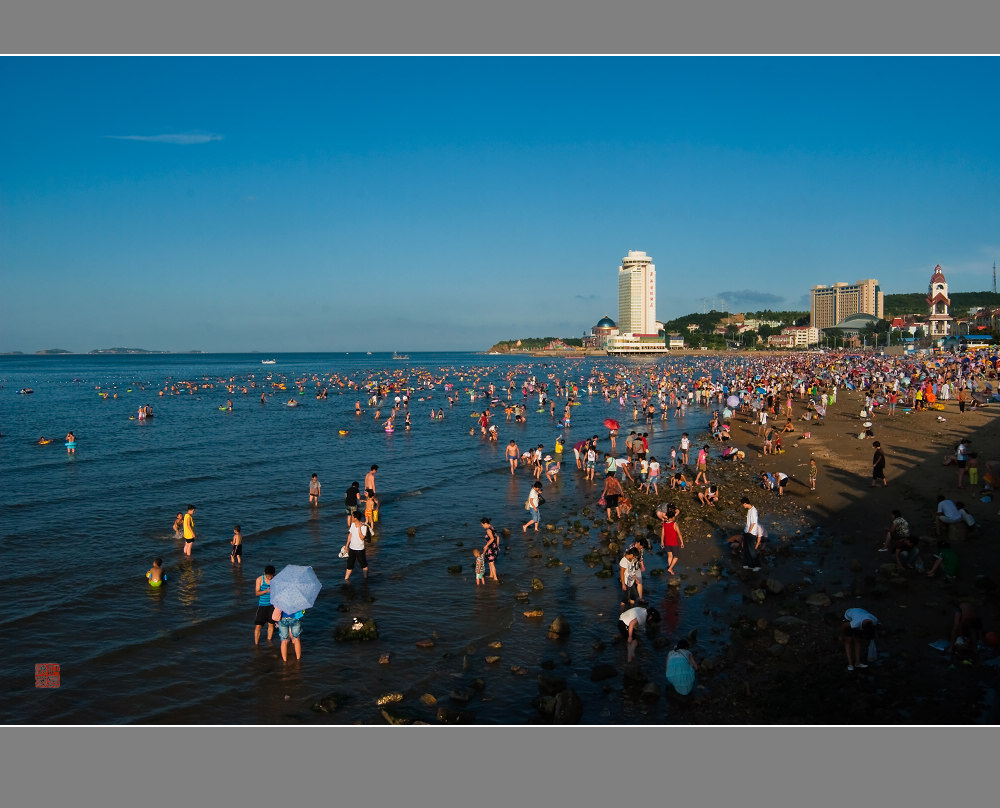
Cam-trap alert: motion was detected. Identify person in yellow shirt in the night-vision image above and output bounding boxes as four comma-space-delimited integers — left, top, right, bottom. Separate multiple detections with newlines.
183, 504, 196, 556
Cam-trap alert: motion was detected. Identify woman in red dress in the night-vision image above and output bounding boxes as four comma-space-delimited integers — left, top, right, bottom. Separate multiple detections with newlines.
660, 504, 685, 575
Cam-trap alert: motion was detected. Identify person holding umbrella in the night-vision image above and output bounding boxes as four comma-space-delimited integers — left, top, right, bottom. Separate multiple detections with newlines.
605, 418, 620, 451
268, 564, 323, 662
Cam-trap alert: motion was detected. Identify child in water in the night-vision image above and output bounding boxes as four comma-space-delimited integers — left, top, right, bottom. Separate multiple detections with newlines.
364, 489, 379, 531
146, 557, 166, 587
172, 513, 184, 538
231, 525, 243, 564
474, 548, 485, 586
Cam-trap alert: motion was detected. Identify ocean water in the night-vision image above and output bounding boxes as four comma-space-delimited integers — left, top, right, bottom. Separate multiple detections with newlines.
1, 352, 734, 724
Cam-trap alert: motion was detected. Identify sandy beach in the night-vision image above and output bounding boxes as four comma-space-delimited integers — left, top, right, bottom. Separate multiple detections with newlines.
633, 385, 1000, 724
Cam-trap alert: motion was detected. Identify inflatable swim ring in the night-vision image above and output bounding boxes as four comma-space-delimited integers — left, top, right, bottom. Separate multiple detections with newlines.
146, 572, 167, 587
338, 430, 349, 435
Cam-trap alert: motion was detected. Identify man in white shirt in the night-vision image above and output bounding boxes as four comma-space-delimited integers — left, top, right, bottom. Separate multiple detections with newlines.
775, 472, 789, 496
740, 496, 762, 570
839, 607, 878, 671
618, 601, 660, 663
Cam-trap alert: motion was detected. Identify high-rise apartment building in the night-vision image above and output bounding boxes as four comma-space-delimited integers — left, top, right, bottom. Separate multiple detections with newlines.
618, 250, 656, 335
810, 279, 883, 330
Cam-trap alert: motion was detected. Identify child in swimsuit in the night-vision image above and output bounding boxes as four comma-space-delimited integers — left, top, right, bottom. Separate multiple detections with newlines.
172, 513, 184, 538
231, 525, 243, 564
146, 557, 165, 586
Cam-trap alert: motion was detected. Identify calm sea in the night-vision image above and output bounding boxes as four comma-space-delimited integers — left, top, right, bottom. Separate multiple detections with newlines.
1, 352, 739, 724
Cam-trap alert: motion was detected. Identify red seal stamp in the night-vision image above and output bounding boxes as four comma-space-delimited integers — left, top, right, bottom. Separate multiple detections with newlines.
35, 663, 60, 688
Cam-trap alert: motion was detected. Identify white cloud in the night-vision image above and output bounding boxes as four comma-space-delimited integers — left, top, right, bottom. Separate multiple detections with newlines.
105, 133, 223, 145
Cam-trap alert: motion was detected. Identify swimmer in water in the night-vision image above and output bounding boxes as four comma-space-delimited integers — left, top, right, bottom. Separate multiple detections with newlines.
146, 557, 165, 587
172, 512, 184, 538
65, 431, 76, 453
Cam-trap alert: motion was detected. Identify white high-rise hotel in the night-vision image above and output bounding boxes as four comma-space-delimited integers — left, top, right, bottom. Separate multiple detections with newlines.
607, 249, 669, 354
618, 250, 656, 335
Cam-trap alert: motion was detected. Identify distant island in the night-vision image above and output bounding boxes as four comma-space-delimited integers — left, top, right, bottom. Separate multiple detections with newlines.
9, 348, 205, 355
89, 347, 171, 354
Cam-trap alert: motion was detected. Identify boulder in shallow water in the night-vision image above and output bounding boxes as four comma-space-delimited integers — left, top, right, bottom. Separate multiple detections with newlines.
548, 615, 571, 637
334, 617, 379, 642
381, 708, 421, 725
805, 593, 832, 608
765, 578, 785, 595
447, 565, 462, 574
553, 689, 583, 724
531, 577, 544, 590
623, 662, 648, 686
450, 688, 474, 704
538, 674, 567, 696
436, 707, 475, 724
590, 663, 617, 681
312, 692, 349, 713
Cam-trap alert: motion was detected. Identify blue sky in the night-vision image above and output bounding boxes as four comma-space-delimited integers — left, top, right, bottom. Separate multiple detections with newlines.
2, 56, 997, 352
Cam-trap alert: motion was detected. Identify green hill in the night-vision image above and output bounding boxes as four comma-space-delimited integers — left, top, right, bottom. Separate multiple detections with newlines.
883, 291, 1000, 317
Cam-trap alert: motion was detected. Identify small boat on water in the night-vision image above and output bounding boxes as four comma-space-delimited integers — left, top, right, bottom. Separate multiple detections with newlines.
261, 359, 276, 364
392, 352, 409, 360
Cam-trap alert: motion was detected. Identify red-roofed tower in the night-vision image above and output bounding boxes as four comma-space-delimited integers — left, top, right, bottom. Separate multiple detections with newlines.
926, 264, 952, 338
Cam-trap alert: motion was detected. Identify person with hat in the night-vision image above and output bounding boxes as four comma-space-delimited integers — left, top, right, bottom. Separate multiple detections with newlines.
618, 601, 660, 663
544, 453, 559, 482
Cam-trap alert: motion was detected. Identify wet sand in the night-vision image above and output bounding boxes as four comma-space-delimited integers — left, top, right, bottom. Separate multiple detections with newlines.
638, 388, 1000, 724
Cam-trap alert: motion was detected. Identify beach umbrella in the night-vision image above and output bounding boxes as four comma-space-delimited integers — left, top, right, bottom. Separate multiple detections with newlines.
603, 418, 620, 430
751, 400, 763, 410
268, 565, 322, 614
726, 394, 740, 408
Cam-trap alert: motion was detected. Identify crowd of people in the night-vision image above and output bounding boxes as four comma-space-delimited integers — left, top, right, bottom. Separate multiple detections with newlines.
139, 344, 999, 699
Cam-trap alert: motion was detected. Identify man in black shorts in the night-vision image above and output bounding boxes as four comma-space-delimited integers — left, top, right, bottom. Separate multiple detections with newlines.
254, 565, 276, 644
